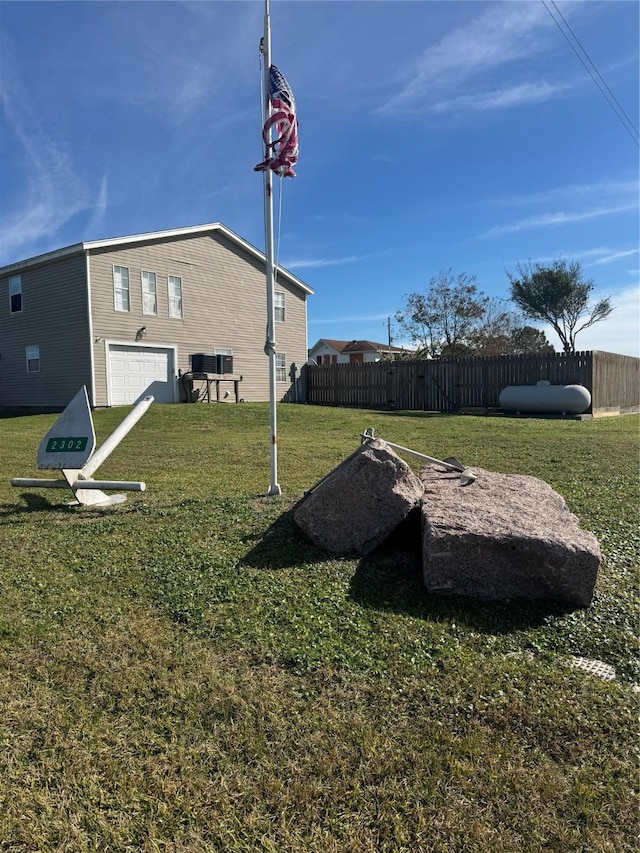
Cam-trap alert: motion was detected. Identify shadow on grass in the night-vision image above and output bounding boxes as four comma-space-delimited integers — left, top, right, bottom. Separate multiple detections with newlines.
240, 505, 572, 633
240, 504, 328, 570
0, 493, 148, 522
372, 410, 453, 419
349, 511, 573, 634
0, 493, 65, 516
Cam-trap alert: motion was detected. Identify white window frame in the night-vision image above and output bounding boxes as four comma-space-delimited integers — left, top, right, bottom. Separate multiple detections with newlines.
113, 266, 130, 312
26, 344, 40, 373
141, 270, 158, 316
168, 275, 183, 319
9, 275, 22, 314
274, 290, 285, 323
275, 352, 287, 382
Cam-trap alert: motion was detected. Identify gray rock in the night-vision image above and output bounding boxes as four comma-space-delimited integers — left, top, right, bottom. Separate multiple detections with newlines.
420, 466, 601, 607
295, 439, 424, 556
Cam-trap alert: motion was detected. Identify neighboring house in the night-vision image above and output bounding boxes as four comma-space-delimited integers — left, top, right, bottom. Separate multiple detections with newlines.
0, 223, 313, 410
309, 338, 407, 365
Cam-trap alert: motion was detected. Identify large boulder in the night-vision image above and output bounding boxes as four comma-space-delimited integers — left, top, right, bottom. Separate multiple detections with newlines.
295, 439, 424, 556
420, 466, 601, 607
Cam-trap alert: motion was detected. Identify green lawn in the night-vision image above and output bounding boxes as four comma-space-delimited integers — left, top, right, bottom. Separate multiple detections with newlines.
0, 403, 638, 852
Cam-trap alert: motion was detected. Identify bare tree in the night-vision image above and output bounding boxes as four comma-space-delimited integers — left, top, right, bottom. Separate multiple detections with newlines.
507, 259, 612, 353
395, 270, 487, 357
396, 275, 555, 358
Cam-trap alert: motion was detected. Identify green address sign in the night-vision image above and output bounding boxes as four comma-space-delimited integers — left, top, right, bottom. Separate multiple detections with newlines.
45, 437, 89, 453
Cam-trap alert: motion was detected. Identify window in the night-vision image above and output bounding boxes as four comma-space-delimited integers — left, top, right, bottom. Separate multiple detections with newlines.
9, 275, 22, 313
274, 291, 285, 322
168, 275, 183, 319
113, 266, 130, 312
26, 345, 40, 373
275, 352, 287, 382
141, 270, 157, 315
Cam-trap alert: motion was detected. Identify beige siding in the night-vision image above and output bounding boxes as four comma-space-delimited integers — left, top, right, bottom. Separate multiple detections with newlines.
88, 232, 308, 405
0, 254, 91, 408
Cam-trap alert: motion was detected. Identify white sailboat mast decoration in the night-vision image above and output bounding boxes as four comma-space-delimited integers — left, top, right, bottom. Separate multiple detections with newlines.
254, 0, 299, 496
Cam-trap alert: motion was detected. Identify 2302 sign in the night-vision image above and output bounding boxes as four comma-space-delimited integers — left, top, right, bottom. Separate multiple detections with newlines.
45, 437, 89, 452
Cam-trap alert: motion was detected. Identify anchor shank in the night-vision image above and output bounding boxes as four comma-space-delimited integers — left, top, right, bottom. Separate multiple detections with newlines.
82, 395, 153, 479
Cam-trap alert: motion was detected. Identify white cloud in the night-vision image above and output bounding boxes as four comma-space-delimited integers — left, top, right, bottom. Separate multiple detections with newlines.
284, 255, 365, 270
0, 46, 88, 260
309, 312, 390, 326
429, 81, 570, 114
488, 179, 639, 207
0, 129, 87, 258
508, 247, 639, 267
378, 1, 562, 114
590, 248, 639, 266
480, 204, 638, 238
109, 3, 261, 125
84, 174, 109, 240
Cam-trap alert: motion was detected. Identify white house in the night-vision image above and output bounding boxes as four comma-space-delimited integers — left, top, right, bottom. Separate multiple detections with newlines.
308, 338, 407, 365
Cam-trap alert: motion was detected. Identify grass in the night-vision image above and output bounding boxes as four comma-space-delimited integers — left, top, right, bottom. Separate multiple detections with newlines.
0, 403, 638, 852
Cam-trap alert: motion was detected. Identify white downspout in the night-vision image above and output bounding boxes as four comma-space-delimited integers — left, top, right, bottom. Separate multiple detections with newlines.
85, 249, 96, 408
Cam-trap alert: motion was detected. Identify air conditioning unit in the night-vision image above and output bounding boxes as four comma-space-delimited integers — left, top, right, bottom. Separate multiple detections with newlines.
190, 353, 217, 374
219, 355, 233, 374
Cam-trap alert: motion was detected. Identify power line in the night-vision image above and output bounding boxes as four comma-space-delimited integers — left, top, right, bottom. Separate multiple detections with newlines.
549, 0, 639, 136
541, 0, 639, 147
550, 0, 640, 140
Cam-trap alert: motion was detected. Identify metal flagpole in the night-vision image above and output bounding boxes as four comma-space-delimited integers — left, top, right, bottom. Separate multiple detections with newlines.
262, 0, 281, 495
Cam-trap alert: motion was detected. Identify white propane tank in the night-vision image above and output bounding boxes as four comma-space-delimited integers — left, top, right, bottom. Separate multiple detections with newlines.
499, 380, 591, 415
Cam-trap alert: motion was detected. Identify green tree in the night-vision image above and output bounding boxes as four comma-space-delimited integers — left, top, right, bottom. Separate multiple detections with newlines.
507, 259, 613, 353
508, 325, 555, 354
470, 300, 555, 355
395, 270, 487, 358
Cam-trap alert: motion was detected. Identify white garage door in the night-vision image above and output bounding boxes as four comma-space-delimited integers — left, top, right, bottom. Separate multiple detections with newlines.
107, 344, 175, 405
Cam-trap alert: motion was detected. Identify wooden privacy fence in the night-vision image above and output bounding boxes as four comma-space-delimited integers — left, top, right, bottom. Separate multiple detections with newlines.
591, 352, 640, 415
303, 351, 639, 416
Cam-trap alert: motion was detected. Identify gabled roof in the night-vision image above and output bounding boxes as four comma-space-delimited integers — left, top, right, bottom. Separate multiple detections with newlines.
0, 222, 314, 296
313, 339, 353, 352
311, 338, 406, 354
342, 339, 406, 353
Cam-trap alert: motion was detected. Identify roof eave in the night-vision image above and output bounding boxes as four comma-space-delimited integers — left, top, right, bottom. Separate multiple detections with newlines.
0, 222, 314, 296
0, 242, 85, 275
84, 222, 313, 295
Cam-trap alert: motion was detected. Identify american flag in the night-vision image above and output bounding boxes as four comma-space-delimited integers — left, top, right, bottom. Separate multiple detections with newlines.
254, 65, 298, 178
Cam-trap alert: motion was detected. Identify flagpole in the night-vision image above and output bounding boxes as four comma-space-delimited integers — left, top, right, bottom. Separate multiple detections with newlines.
262, 0, 281, 495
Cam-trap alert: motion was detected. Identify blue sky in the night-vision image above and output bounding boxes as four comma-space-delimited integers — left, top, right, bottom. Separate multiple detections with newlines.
1, 0, 638, 355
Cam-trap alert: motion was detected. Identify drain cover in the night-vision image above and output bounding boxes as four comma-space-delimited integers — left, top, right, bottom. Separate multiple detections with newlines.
568, 656, 616, 681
